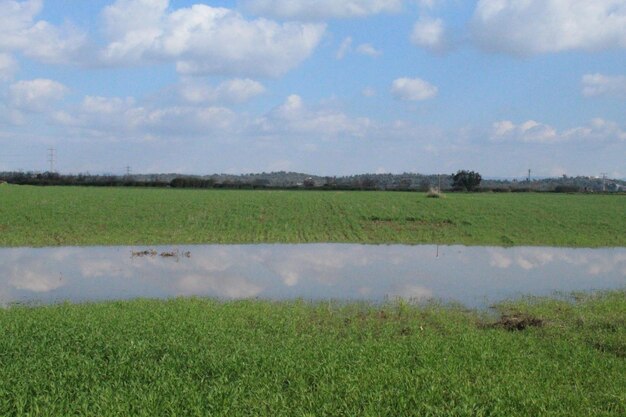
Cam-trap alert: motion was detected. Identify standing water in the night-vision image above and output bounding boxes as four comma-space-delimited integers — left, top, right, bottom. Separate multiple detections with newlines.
1, 244, 624, 308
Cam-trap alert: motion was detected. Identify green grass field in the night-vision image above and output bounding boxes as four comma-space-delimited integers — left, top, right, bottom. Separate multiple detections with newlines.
0, 292, 624, 416
1, 185, 624, 247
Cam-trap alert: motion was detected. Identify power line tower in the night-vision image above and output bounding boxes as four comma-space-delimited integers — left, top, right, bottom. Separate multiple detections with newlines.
47, 148, 56, 173
126, 166, 132, 177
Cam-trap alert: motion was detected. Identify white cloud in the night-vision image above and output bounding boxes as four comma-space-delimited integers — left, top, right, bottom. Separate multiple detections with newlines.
362, 87, 376, 97
587, 118, 626, 141
20, 21, 89, 64
491, 118, 626, 143
0, 0, 89, 64
81, 96, 135, 115
492, 120, 515, 136
411, 17, 446, 52
240, 0, 403, 20
255, 94, 373, 139
101, 1, 325, 77
44, 91, 372, 146
491, 120, 559, 143
336, 36, 353, 59
0, 0, 43, 49
471, 0, 626, 55
52, 95, 238, 139
115, 105, 238, 136
102, 0, 168, 38
216, 79, 267, 103
582, 73, 626, 97
178, 78, 266, 104
416, 0, 443, 8
356, 43, 382, 57
391, 77, 438, 101
0, 53, 17, 81
8, 78, 68, 112
336, 37, 382, 60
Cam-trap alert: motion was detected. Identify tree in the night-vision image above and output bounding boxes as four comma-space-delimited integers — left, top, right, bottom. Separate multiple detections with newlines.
360, 176, 377, 190
303, 177, 315, 188
452, 170, 482, 191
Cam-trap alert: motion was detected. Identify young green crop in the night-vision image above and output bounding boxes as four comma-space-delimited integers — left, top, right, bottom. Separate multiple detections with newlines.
0, 291, 624, 416
0, 185, 625, 247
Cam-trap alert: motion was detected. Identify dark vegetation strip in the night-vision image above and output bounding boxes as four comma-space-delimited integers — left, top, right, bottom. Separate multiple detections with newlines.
0, 185, 624, 247
0, 291, 624, 416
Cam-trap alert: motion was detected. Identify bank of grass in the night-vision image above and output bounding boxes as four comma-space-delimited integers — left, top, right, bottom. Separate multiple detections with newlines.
0, 185, 625, 247
0, 291, 624, 416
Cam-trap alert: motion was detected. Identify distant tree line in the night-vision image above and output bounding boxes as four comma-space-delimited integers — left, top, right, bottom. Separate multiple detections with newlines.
0, 172, 169, 187
1, 170, 623, 193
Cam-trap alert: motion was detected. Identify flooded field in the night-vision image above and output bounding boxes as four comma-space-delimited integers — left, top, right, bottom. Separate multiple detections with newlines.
1, 244, 625, 307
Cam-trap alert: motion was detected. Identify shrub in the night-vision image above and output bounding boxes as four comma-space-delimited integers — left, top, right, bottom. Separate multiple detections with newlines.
426, 188, 445, 198
554, 185, 581, 193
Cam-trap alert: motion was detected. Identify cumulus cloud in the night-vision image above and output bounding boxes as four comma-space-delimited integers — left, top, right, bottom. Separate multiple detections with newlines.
587, 118, 626, 141
0, 0, 43, 50
8, 78, 68, 112
582, 73, 626, 97
101, 1, 325, 77
411, 17, 446, 52
80, 95, 135, 115
356, 43, 382, 57
0, 0, 89, 64
0, 53, 17, 81
491, 120, 560, 143
336, 36, 353, 59
52, 95, 237, 139
52, 92, 239, 141
391, 77, 438, 101
255, 94, 373, 139
471, 0, 626, 55
178, 78, 266, 104
416, 0, 443, 8
491, 118, 626, 143
240, 0, 403, 20
43, 91, 373, 145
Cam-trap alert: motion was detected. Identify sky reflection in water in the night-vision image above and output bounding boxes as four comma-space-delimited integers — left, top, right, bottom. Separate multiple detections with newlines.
1, 245, 625, 308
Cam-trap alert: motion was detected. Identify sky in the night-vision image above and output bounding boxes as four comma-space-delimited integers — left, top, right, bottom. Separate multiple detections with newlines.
0, 0, 625, 178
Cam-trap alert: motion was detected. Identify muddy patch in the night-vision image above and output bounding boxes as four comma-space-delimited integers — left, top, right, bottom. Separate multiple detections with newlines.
484, 313, 544, 331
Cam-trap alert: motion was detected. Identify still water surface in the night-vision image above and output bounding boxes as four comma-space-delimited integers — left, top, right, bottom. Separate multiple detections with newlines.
1, 244, 625, 307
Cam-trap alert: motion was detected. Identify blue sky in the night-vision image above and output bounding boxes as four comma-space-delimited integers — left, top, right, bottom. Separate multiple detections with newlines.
1, 0, 625, 178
